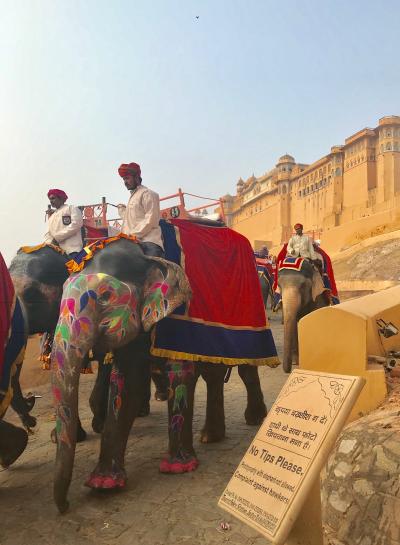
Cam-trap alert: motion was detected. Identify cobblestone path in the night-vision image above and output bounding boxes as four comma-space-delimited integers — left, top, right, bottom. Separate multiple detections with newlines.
0, 315, 286, 545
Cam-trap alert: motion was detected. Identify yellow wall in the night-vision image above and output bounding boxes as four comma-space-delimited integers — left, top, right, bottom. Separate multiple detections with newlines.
296, 287, 400, 420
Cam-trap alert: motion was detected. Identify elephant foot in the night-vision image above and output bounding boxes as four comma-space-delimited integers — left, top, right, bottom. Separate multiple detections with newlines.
159, 450, 199, 474
200, 426, 225, 444
85, 464, 127, 489
245, 403, 268, 426
137, 402, 150, 417
0, 423, 28, 468
154, 389, 168, 402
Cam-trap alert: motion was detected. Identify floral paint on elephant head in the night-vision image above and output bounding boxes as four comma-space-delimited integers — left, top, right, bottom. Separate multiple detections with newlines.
51, 273, 139, 448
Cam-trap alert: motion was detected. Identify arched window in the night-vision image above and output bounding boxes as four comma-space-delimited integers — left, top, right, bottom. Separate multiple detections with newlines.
394, 142, 399, 151
335, 167, 341, 176
282, 185, 287, 194
386, 142, 392, 151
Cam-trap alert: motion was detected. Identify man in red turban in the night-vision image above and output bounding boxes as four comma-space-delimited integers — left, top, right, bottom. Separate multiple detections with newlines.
118, 162, 166, 416
117, 162, 164, 258
118, 163, 141, 179
44, 188, 83, 257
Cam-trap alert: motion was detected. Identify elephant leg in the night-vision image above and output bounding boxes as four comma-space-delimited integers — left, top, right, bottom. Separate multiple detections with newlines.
199, 363, 226, 444
151, 358, 169, 401
137, 362, 151, 417
89, 356, 112, 433
159, 360, 200, 474
86, 340, 148, 490
238, 365, 267, 425
0, 420, 28, 468
282, 286, 302, 373
10, 363, 37, 430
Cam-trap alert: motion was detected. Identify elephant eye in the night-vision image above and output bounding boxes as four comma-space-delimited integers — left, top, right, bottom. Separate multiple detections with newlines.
99, 291, 111, 304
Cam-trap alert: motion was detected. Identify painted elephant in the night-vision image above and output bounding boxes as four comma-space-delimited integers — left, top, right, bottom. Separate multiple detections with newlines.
51, 239, 269, 513
278, 259, 328, 373
8, 246, 88, 440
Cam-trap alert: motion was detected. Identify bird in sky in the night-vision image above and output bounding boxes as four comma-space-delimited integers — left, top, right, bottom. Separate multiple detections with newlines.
195, 15, 199, 19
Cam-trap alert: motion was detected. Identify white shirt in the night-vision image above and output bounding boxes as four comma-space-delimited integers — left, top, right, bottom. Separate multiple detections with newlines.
119, 185, 164, 249
287, 234, 317, 260
44, 204, 83, 254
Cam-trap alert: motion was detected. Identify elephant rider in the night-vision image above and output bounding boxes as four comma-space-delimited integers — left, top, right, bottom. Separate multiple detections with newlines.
44, 188, 83, 259
254, 245, 269, 259
117, 162, 164, 258
43, 189, 90, 389
117, 162, 167, 415
286, 223, 319, 263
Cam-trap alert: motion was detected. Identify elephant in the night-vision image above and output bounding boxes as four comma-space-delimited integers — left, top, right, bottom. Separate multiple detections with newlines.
278, 259, 329, 373
8, 246, 88, 440
0, 249, 47, 468
51, 238, 269, 513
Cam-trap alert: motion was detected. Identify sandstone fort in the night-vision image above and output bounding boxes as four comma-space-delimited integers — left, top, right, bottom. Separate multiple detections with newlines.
222, 115, 400, 255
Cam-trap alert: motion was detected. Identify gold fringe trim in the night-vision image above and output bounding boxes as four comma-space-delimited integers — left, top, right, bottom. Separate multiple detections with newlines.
20, 243, 66, 255
104, 352, 114, 364
66, 233, 138, 275
150, 347, 281, 368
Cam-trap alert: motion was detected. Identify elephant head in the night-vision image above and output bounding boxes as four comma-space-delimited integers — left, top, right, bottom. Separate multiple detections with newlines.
9, 247, 69, 334
278, 259, 328, 373
51, 252, 191, 513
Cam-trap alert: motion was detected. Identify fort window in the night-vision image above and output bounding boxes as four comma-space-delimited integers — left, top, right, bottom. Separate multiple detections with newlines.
386, 142, 392, 151
394, 142, 399, 151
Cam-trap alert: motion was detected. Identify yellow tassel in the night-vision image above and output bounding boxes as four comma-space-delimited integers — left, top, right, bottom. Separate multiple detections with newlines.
104, 352, 114, 364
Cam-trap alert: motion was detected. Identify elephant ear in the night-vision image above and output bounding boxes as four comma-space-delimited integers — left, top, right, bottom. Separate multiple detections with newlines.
141, 258, 192, 332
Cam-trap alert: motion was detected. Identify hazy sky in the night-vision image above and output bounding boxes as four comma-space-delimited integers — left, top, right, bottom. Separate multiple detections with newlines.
1, 0, 399, 263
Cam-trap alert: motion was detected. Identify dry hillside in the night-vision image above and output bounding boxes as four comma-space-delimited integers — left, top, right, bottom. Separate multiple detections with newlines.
333, 237, 400, 281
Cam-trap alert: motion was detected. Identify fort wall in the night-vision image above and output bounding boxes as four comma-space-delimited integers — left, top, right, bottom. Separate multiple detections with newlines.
222, 116, 400, 255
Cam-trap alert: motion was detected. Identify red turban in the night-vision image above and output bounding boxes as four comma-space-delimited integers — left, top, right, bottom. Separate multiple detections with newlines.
47, 189, 68, 201
118, 163, 141, 178
294, 223, 303, 230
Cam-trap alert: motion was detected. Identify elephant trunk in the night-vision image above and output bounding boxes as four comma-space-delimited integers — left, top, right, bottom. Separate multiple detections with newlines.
53, 364, 80, 514
282, 285, 302, 373
51, 275, 98, 513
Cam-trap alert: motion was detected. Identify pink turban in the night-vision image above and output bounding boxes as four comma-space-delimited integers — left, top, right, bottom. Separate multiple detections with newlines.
118, 162, 141, 178
47, 189, 68, 201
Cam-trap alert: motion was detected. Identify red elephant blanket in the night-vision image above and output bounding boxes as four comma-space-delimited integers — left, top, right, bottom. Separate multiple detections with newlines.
153, 220, 279, 366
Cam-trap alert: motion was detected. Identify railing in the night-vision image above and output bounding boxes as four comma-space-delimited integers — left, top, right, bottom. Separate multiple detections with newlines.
79, 189, 226, 240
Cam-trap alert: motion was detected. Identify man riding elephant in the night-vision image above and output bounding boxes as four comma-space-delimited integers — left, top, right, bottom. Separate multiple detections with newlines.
51, 215, 279, 513
44, 188, 84, 258
116, 161, 168, 414
274, 224, 337, 372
